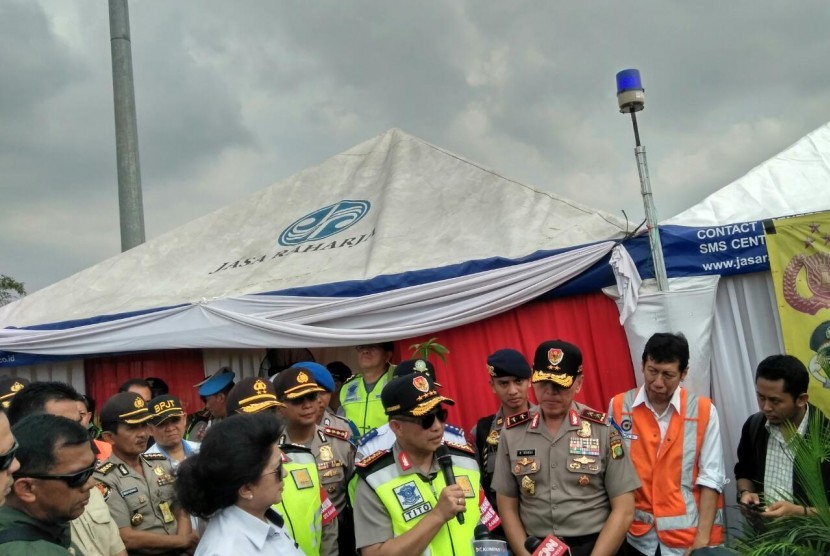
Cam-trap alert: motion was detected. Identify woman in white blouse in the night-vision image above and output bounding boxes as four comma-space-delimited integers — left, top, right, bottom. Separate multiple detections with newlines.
176, 412, 303, 555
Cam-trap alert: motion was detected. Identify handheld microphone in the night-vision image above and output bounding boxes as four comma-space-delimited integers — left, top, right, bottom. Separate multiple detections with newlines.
524, 535, 569, 556
472, 523, 508, 555
435, 445, 464, 524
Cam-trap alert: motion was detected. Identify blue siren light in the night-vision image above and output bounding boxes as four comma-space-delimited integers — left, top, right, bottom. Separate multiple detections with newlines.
615, 69, 643, 94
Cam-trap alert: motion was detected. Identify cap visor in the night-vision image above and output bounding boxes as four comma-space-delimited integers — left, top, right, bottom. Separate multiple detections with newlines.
531, 370, 575, 388
151, 410, 185, 425
121, 413, 154, 425
410, 395, 455, 416
284, 385, 326, 399
237, 400, 281, 414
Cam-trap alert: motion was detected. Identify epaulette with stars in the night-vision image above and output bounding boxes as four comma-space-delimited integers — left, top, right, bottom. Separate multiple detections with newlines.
444, 441, 475, 455
323, 426, 349, 441
343, 374, 361, 384
444, 423, 464, 437
95, 461, 115, 475
580, 408, 608, 425
505, 411, 531, 429
141, 452, 168, 462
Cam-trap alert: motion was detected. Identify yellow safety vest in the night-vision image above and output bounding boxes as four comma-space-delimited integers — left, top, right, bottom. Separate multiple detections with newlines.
274, 445, 323, 556
340, 368, 394, 436
357, 448, 481, 556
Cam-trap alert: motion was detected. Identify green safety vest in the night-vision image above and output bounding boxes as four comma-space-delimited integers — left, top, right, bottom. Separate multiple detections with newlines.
340, 368, 394, 436
357, 448, 481, 556
274, 445, 323, 556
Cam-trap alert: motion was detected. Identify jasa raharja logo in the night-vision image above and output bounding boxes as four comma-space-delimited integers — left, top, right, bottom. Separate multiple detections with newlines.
278, 200, 371, 246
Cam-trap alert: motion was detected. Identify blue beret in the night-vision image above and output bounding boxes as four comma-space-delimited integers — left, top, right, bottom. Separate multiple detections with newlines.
292, 361, 335, 393
196, 368, 236, 397
487, 349, 532, 379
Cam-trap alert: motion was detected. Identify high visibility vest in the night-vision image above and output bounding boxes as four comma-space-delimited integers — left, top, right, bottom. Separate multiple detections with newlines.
339, 369, 393, 436
274, 445, 334, 556
357, 448, 481, 556
611, 388, 724, 548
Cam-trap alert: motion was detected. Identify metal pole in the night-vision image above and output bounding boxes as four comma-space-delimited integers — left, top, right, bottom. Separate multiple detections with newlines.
630, 112, 669, 291
109, 0, 145, 251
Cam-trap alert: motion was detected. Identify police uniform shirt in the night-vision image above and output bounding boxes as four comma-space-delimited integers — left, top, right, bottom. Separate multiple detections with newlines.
281, 426, 355, 514
356, 422, 468, 460
70, 484, 127, 556
491, 402, 641, 538
352, 442, 445, 549
321, 407, 355, 440
94, 452, 180, 536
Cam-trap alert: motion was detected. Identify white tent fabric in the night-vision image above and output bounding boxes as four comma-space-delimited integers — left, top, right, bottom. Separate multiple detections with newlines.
0, 129, 627, 357
665, 120, 830, 227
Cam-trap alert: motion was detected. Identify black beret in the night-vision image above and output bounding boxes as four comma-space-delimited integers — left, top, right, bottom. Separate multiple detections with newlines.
487, 349, 531, 379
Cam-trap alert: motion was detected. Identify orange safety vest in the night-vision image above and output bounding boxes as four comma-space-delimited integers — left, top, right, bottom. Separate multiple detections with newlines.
611, 388, 723, 548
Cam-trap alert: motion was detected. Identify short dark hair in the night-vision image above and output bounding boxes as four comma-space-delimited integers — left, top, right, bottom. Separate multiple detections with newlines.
642, 333, 689, 371
12, 414, 90, 475
118, 378, 152, 394
7, 382, 82, 426
756, 354, 809, 399
176, 413, 283, 519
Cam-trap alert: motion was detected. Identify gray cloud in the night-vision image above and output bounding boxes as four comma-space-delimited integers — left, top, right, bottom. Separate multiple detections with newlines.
3, 0, 830, 293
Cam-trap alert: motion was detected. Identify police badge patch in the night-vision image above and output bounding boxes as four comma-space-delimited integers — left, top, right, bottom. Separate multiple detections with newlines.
393, 481, 424, 510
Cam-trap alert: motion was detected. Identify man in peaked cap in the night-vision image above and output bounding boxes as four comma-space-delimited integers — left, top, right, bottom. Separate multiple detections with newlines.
492, 340, 640, 556
145, 395, 200, 470
291, 361, 358, 438
355, 359, 467, 459
94, 392, 198, 554
186, 367, 235, 441
353, 372, 499, 556
0, 377, 29, 412
470, 348, 535, 519
272, 368, 344, 556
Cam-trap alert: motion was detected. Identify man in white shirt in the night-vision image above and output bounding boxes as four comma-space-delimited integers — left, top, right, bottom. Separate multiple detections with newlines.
609, 333, 726, 556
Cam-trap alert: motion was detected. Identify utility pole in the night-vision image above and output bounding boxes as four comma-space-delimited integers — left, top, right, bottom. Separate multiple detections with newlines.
109, 0, 145, 251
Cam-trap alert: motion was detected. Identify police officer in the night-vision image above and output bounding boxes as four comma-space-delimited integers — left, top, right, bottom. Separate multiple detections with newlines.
492, 340, 640, 556
292, 361, 359, 438
340, 342, 395, 436
356, 359, 467, 459
95, 392, 198, 554
186, 367, 235, 441
470, 348, 535, 515
353, 372, 498, 556
273, 368, 350, 556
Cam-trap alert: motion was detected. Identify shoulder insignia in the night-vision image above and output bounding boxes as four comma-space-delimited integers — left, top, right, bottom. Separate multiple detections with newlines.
505, 411, 530, 429
280, 442, 312, 454
317, 429, 327, 443
444, 441, 475, 455
141, 452, 168, 461
580, 408, 608, 425
343, 374, 360, 384
357, 428, 379, 447
96, 482, 111, 501
323, 427, 349, 441
95, 461, 115, 475
445, 423, 464, 437
356, 449, 390, 468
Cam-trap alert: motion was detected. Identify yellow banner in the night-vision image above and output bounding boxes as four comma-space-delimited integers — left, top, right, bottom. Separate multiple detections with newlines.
766, 212, 830, 415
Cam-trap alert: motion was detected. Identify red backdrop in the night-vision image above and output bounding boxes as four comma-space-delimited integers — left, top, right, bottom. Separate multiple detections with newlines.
402, 291, 637, 433
84, 349, 206, 414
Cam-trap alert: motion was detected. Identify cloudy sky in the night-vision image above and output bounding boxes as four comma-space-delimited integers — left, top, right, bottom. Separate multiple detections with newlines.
3, 1, 830, 293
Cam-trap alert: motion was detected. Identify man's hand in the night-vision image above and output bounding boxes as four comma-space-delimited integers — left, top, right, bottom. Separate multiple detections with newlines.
434, 484, 466, 523
764, 500, 805, 518
177, 532, 200, 553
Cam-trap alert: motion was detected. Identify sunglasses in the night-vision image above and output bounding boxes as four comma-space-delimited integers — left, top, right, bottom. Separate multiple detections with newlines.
394, 408, 448, 429
0, 440, 18, 472
15, 464, 97, 488
262, 461, 284, 480
287, 392, 319, 405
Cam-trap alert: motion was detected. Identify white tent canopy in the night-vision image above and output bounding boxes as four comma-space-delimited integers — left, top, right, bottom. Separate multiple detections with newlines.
0, 128, 627, 357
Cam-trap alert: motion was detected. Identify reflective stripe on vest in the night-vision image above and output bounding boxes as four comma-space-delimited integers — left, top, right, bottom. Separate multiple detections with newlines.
274, 450, 323, 556
340, 371, 393, 436
364, 455, 481, 556
614, 388, 724, 548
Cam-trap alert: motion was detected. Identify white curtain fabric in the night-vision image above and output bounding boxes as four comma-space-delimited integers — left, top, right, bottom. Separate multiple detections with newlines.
0, 242, 614, 355
710, 272, 784, 537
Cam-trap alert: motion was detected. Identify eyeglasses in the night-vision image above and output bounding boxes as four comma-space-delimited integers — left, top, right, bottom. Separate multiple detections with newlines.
0, 440, 18, 472
394, 408, 448, 429
262, 461, 284, 480
287, 392, 319, 405
15, 464, 97, 488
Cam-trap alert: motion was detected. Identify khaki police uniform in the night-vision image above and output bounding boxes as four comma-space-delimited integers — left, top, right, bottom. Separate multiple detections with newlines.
492, 402, 641, 539
70, 484, 126, 556
94, 452, 179, 539
322, 407, 355, 440
281, 425, 355, 514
